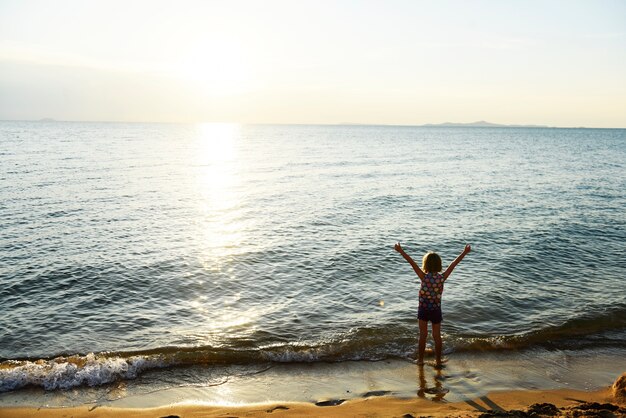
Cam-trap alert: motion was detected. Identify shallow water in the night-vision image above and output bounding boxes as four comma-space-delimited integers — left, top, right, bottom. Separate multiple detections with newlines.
1, 122, 625, 392
2, 347, 625, 407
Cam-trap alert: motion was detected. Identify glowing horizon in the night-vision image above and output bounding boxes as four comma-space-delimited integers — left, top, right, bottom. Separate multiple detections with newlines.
1, 0, 625, 128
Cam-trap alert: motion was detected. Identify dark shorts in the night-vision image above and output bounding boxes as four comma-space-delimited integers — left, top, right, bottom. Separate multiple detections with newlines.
418, 307, 443, 324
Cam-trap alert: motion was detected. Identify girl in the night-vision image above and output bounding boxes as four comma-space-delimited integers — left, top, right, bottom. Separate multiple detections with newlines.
394, 242, 471, 367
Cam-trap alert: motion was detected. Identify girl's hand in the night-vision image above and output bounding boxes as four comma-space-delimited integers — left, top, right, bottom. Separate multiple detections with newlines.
464, 244, 471, 254
394, 242, 403, 253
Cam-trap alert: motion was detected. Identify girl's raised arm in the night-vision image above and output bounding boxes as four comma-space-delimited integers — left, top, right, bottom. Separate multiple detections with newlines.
394, 242, 425, 280
443, 244, 471, 279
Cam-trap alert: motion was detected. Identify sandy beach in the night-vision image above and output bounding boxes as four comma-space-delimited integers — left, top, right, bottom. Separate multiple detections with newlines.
1, 384, 624, 418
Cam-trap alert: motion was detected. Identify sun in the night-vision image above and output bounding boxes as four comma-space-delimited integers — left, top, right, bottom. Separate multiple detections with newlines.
176, 40, 252, 97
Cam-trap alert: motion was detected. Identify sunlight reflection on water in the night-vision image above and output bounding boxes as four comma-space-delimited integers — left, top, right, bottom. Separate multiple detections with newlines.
193, 123, 248, 270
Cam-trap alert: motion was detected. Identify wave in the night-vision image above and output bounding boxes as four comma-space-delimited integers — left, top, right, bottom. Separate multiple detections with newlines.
2, 306, 625, 393
0, 352, 162, 392
0, 340, 412, 392
451, 303, 626, 352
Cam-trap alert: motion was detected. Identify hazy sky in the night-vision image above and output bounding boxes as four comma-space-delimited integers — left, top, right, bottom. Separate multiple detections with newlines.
1, 0, 625, 127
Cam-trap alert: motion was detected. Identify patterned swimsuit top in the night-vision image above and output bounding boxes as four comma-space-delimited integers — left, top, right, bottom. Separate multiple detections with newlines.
419, 272, 446, 310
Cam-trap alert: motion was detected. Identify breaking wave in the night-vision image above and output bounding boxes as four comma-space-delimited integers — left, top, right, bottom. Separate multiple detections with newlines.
2, 305, 625, 392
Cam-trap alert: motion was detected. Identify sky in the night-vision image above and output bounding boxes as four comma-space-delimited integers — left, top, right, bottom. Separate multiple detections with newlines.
0, 0, 625, 127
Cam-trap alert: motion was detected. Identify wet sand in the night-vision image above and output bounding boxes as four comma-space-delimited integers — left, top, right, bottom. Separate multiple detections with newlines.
1, 385, 624, 418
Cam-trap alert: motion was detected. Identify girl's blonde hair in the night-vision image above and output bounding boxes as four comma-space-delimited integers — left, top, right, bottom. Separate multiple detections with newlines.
422, 252, 442, 273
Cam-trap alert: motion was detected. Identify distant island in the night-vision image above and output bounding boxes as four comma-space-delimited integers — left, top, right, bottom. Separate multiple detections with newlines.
38, 118, 57, 122
420, 120, 549, 128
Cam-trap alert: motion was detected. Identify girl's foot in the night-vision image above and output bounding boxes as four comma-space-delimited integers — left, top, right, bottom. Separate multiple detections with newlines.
430, 358, 448, 369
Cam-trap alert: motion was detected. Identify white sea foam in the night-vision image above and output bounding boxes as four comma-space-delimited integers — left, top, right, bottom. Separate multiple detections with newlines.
0, 353, 163, 392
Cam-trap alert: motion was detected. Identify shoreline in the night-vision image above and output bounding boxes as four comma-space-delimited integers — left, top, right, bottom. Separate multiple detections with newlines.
3, 347, 625, 407
1, 386, 623, 417
1, 348, 625, 417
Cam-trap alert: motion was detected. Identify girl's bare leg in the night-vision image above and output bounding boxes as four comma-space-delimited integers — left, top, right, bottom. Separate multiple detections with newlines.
418, 319, 428, 365
432, 322, 443, 366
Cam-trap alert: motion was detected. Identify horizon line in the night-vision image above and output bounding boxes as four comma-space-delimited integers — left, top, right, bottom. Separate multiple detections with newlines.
1, 118, 625, 130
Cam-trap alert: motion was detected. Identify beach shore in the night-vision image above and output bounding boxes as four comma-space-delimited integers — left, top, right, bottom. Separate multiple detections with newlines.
1, 385, 624, 418
2, 352, 624, 418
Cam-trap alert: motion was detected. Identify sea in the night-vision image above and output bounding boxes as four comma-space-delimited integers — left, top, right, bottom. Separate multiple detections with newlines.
1, 121, 625, 396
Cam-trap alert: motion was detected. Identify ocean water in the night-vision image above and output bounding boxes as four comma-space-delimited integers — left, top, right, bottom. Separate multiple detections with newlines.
1, 121, 625, 392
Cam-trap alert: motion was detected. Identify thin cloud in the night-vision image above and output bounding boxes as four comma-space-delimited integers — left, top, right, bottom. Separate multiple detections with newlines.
414, 37, 536, 50
0, 40, 171, 75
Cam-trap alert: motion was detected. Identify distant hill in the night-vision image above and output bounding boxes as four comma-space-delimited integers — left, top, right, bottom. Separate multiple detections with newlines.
38, 118, 57, 122
420, 120, 549, 128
